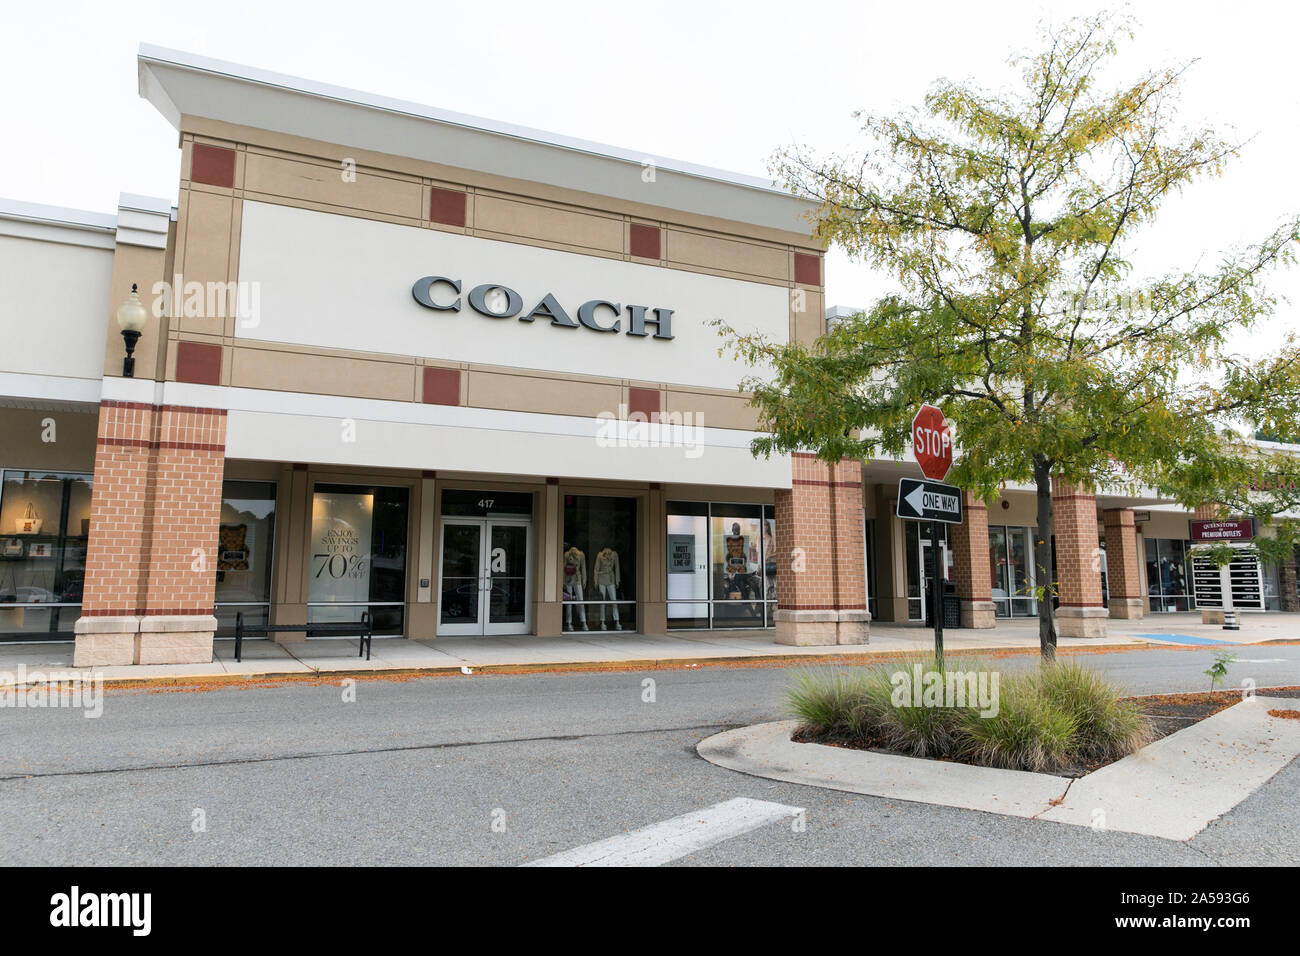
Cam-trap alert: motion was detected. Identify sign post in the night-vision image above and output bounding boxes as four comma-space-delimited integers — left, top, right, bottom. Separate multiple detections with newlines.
902, 404, 958, 660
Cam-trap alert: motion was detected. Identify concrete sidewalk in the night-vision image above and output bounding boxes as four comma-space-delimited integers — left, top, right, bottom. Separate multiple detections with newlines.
1, 612, 1294, 686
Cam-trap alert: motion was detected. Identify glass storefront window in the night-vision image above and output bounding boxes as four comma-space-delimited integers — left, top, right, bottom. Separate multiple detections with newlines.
989, 525, 1010, 609
906, 521, 922, 620
666, 502, 776, 629
1263, 560, 1282, 611
666, 503, 708, 629
214, 480, 277, 637
1146, 538, 1195, 612
710, 505, 766, 628
1098, 536, 1109, 608
309, 483, 409, 635
989, 525, 1038, 617
562, 495, 636, 632
0, 470, 92, 641
864, 518, 879, 621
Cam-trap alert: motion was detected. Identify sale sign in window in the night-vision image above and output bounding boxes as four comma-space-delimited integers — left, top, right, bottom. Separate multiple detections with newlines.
309, 490, 374, 606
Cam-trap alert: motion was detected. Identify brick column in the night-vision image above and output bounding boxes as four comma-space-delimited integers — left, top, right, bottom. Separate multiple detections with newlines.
1102, 508, 1144, 619
773, 454, 869, 645
74, 401, 225, 666
951, 492, 994, 627
1051, 479, 1107, 638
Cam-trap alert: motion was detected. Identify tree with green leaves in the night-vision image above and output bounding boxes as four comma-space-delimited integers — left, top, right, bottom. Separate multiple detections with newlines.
720, 12, 1300, 659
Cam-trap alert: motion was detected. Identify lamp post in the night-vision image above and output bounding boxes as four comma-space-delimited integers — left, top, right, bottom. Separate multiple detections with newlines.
116, 283, 149, 378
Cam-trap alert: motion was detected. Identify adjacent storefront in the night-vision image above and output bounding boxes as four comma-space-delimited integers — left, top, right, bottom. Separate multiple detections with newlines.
0, 470, 92, 640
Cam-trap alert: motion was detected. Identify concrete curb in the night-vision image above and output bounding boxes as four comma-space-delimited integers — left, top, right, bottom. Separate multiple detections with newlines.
697, 697, 1300, 841
0, 641, 1168, 690
2, 651, 971, 690
0, 637, 1281, 691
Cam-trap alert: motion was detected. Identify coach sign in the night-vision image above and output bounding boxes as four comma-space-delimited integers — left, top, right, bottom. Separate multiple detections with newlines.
237, 201, 789, 390
1189, 518, 1255, 542
412, 276, 674, 340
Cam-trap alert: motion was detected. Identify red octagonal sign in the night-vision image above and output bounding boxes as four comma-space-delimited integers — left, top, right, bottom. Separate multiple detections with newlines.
911, 404, 952, 481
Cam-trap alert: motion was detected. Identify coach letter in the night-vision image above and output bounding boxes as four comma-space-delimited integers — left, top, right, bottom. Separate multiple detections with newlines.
412, 276, 461, 311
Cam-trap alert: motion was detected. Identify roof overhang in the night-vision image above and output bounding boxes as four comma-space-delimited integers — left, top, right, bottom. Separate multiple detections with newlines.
136, 44, 818, 236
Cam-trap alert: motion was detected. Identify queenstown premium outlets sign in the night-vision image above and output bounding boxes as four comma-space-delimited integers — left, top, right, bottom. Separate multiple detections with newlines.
1189, 518, 1255, 542
411, 276, 674, 340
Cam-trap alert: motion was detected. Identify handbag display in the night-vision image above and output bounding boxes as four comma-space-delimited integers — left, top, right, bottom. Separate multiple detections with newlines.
14, 503, 42, 535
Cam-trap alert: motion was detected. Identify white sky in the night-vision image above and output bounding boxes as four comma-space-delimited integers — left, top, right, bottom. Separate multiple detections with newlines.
2, 0, 1296, 352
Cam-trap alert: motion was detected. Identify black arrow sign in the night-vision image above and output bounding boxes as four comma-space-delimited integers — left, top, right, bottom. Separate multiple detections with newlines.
896, 477, 963, 524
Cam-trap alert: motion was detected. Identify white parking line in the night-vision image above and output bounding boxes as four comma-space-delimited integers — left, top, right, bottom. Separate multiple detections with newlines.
523, 797, 804, 867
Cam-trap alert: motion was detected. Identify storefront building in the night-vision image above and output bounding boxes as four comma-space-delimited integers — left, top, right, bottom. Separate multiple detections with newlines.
1, 48, 1294, 666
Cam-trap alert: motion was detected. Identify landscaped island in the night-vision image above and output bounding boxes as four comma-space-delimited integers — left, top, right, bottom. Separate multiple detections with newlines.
787, 658, 1154, 775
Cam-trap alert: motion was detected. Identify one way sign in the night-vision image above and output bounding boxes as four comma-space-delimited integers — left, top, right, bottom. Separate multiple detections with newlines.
896, 477, 963, 524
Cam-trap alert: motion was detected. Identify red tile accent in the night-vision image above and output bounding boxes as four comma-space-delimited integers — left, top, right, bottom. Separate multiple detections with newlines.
630, 223, 661, 259
430, 187, 467, 227
628, 386, 660, 421
175, 342, 222, 386
191, 143, 236, 188
423, 366, 461, 406
794, 252, 821, 286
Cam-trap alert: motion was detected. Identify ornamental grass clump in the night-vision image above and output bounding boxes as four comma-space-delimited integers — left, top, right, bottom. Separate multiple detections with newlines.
1035, 660, 1152, 763
957, 671, 1078, 773
785, 668, 870, 738
872, 656, 973, 758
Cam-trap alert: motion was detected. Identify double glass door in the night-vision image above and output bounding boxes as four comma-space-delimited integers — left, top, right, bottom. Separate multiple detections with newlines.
438, 518, 531, 635
905, 522, 952, 622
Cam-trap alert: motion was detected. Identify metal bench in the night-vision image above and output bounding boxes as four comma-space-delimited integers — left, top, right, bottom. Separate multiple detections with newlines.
233, 611, 373, 662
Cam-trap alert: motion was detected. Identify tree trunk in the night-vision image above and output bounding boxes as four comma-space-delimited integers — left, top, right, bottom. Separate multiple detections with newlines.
1033, 456, 1057, 661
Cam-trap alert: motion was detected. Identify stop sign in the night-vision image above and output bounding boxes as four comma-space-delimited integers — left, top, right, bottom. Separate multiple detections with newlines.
911, 404, 952, 480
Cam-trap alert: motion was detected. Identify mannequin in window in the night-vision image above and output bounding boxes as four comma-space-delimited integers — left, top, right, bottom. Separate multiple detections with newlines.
563, 542, 587, 630
593, 546, 622, 630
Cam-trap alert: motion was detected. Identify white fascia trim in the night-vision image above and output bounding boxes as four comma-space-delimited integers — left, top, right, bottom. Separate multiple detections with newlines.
0, 371, 103, 406
0, 197, 117, 250
118, 193, 174, 216
99, 377, 163, 405
115, 192, 174, 249
98, 377, 772, 449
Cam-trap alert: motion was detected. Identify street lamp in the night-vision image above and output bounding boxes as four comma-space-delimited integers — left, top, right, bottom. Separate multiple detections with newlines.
116, 283, 149, 378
